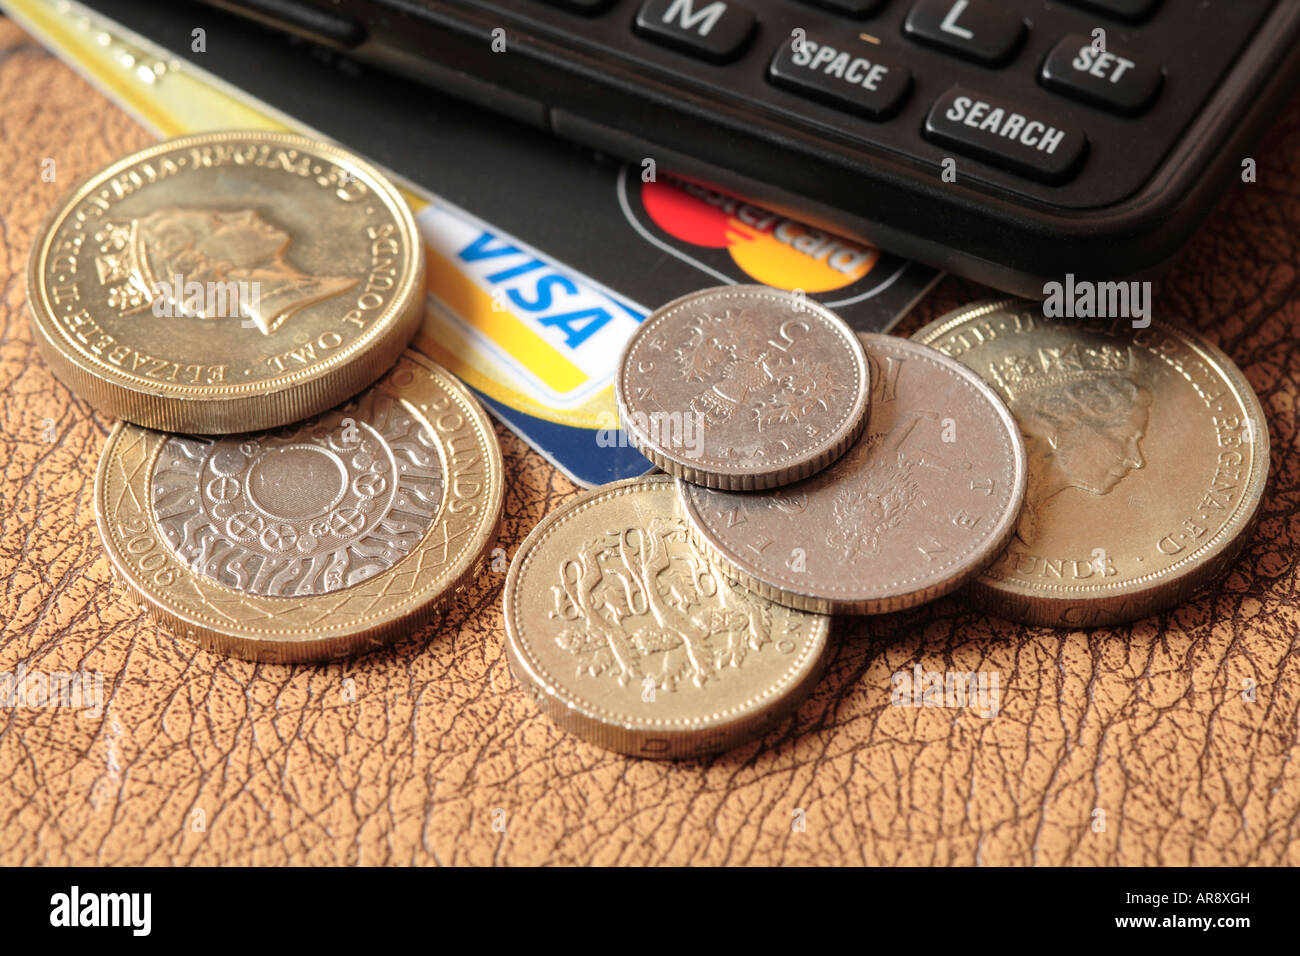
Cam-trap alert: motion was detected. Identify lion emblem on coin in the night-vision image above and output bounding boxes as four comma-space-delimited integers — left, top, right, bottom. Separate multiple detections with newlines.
549, 517, 779, 691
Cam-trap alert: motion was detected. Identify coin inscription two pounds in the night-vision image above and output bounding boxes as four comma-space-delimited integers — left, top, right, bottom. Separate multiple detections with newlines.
96, 351, 503, 662
28, 131, 425, 432
913, 300, 1270, 627
681, 334, 1028, 615
616, 285, 870, 490
503, 476, 830, 758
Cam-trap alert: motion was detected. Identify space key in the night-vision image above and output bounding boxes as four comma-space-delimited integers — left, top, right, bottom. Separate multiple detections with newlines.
923, 86, 1088, 185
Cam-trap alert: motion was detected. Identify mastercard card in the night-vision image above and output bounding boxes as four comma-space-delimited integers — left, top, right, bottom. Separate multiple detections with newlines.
14, 0, 940, 486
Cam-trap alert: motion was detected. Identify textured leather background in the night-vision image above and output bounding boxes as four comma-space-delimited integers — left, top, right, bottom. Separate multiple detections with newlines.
2, 18, 1299, 865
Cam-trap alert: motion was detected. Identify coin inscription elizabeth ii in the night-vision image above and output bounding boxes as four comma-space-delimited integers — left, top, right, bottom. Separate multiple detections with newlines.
616, 285, 870, 490
680, 334, 1028, 615
95, 351, 503, 662
27, 131, 425, 433
913, 300, 1270, 626
503, 476, 830, 758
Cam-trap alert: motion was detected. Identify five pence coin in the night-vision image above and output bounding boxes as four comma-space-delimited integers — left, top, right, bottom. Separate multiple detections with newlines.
616, 285, 870, 490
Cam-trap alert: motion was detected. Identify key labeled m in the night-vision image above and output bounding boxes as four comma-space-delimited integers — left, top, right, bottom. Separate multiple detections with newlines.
662, 0, 728, 36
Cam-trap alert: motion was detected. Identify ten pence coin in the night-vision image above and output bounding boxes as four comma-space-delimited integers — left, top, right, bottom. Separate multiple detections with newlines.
680, 333, 1028, 615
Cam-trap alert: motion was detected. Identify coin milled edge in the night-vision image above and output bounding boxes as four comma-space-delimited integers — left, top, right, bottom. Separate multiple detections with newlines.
614, 286, 871, 491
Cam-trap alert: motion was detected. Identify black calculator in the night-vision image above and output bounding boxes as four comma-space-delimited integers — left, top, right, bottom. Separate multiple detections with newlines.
202, 0, 1300, 293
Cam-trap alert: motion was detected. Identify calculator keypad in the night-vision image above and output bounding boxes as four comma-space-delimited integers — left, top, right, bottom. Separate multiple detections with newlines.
923, 86, 1088, 183
768, 32, 912, 119
493, 0, 1271, 203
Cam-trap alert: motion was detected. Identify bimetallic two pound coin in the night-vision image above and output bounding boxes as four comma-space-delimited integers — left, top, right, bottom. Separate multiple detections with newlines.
615, 285, 870, 490
28, 131, 424, 433
503, 476, 830, 758
681, 334, 1028, 615
95, 351, 502, 662
914, 300, 1270, 627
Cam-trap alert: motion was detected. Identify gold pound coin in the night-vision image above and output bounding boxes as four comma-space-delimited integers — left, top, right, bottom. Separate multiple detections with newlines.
914, 300, 1269, 627
503, 476, 830, 758
28, 131, 424, 433
95, 351, 502, 662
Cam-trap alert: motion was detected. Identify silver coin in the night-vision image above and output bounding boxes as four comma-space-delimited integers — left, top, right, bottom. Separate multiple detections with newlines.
615, 285, 870, 490
151, 388, 443, 597
679, 333, 1028, 614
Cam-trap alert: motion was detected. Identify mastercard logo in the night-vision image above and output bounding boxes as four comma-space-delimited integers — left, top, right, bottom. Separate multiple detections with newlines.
640, 177, 879, 293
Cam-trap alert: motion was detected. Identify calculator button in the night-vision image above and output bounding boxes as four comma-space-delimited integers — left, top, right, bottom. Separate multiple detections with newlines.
903, 0, 1026, 66
634, 0, 756, 62
792, 0, 888, 18
923, 86, 1088, 184
1058, 0, 1159, 22
768, 34, 911, 119
1041, 34, 1162, 115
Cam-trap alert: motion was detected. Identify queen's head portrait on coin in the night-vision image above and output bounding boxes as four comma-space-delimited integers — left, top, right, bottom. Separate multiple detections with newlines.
94, 205, 359, 334
992, 341, 1154, 543
27, 131, 425, 433
914, 300, 1269, 627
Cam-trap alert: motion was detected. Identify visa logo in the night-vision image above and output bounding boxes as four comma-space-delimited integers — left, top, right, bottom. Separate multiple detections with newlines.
458, 233, 631, 350
417, 203, 645, 406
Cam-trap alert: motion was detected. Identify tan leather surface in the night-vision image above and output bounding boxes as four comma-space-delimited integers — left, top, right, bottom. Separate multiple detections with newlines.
2, 18, 1299, 865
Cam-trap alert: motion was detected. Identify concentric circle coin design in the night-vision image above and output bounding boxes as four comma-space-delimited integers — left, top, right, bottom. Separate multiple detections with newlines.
96, 351, 502, 661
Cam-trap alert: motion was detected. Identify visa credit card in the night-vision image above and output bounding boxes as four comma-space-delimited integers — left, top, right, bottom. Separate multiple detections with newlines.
13, 0, 941, 486
413, 203, 657, 483
417, 203, 645, 418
